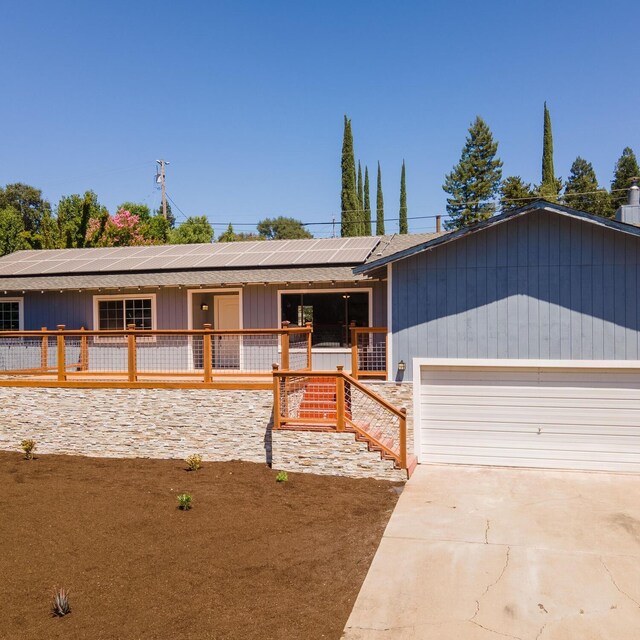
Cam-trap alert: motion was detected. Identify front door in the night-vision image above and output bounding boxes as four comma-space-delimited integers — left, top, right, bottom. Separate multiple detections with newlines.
213, 294, 240, 369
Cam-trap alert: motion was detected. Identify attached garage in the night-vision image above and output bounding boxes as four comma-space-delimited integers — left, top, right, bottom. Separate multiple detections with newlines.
415, 359, 640, 472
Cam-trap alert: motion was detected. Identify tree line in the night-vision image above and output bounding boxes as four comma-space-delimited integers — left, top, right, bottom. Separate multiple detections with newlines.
341, 106, 639, 235
0, 184, 312, 256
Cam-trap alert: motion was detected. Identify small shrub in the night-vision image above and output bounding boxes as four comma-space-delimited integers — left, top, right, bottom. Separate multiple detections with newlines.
20, 439, 36, 460
185, 454, 203, 472
177, 493, 193, 510
51, 587, 71, 617
276, 471, 288, 483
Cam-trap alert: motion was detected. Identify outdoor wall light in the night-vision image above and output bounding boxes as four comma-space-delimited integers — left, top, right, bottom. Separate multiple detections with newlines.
398, 360, 406, 371
200, 303, 209, 311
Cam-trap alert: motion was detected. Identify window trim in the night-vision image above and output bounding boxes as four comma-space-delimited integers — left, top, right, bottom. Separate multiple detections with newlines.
277, 287, 373, 352
92, 293, 157, 337
0, 297, 24, 331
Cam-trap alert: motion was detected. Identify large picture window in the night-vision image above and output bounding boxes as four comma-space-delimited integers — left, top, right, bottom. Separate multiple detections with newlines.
0, 299, 23, 331
94, 295, 155, 331
280, 290, 370, 348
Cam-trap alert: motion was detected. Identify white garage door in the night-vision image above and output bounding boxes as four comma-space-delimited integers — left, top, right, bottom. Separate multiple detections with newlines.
417, 360, 640, 472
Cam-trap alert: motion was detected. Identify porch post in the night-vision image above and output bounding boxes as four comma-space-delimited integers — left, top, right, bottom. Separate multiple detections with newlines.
272, 363, 281, 429
305, 322, 313, 370
40, 327, 48, 371
350, 322, 358, 379
56, 325, 66, 381
399, 408, 407, 469
202, 323, 213, 383
127, 324, 137, 382
336, 365, 345, 432
281, 321, 290, 370
79, 326, 89, 371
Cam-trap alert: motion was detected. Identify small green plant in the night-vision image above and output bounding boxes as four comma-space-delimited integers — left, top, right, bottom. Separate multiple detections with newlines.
185, 454, 203, 471
276, 471, 288, 483
51, 587, 71, 617
20, 439, 36, 460
177, 493, 193, 510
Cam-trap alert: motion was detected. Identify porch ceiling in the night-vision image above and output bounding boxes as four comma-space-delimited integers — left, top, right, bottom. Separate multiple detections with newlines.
0, 265, 373, 292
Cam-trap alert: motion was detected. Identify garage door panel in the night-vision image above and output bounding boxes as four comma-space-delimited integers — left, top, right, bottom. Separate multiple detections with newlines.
422, 420, 640, 438
422, 404, 640, 427
419, 363, 640, 473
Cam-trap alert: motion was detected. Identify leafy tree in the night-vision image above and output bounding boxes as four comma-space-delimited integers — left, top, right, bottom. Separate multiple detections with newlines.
537, 102, 562, 201
0, 206, 28, 256
56, 191, 107, 248
340, 116, 359, 237
357, 161, 364, 234
218, 223, 262, 242
363, 166, 372, 236
563, 157, 612, 216
117, 202, 151, 221
376, 162, 385, 235
256, 216, 312, 240
0, 183, 52, 234
142, 216, 171, 244
169, 216, 214, 244
610, 147, 640, 213
86, 208, 149, 247
500, 176, 535, 212
443, 116, 503, 229
399, 161, 408, 234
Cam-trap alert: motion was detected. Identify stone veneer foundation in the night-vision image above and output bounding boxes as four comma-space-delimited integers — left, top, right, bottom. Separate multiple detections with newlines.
0, 382, 413, 481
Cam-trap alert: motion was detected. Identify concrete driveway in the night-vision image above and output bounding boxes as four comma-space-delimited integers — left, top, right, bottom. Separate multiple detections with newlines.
343, 465, 640, 640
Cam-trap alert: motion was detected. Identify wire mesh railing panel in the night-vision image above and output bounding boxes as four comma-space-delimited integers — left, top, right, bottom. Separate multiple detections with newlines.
82, 336, 128, 372
356, 331, 387, 374
239, 334, 279, 373
278, 375, 307, 419
137, 335, 193, 374
347, 381, 401, 458
0, 337, 49, 373
288, 332, 309, 370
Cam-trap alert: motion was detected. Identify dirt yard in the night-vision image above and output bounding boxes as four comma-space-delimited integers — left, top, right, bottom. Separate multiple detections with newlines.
0, 451, 399, 639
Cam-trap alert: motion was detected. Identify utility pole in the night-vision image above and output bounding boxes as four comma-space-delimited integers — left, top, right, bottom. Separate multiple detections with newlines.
156, 159, 169, 219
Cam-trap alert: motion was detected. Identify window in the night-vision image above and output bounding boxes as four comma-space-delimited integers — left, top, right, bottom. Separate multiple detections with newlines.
94, 295, 155, 331
280, 290, 370, 348
0, 299, 23, 331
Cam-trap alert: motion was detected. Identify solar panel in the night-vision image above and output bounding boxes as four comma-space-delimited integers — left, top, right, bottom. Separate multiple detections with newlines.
0, 236, 379, 276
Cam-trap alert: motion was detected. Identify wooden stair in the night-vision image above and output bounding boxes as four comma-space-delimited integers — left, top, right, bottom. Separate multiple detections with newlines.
283, 378, 417, 478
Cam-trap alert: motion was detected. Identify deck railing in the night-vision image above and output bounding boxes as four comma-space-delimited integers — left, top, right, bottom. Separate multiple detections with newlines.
0, 323, 312, 386
350, 325, 387, 379
273, 365, 407, 470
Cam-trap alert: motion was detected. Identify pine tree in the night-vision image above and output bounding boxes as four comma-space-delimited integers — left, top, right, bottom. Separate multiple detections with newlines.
363, 166, 372, 235
399, 161, 408, 234
610, 147, 640, 213
376, 162, 385, 235
443, 116, 503, 229
340, 116, 359, 237
537, 102, 562, 201
500, 176, 535, 212
563, 157, 612, 216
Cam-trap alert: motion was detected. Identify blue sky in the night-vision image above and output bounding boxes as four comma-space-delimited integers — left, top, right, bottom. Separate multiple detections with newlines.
2, 1, 638, 237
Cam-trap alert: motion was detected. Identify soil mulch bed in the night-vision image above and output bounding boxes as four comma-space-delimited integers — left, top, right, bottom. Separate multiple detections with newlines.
0, 452, 400, 639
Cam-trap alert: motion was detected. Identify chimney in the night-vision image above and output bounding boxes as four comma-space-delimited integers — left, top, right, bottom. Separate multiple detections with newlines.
615, 177, 640, 225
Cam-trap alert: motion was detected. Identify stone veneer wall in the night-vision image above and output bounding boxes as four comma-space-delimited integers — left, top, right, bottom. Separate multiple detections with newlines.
362, 381, 414, 447
0, 383, 414, 480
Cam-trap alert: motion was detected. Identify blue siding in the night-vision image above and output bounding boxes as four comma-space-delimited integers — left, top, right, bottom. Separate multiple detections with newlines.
392, 210, 640, 378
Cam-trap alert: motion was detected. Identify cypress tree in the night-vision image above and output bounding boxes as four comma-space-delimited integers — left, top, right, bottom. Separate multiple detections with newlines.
376, 162, 385, 235
399, 161, 408, 234
610, 147, 640, 213
357, 161, 364, 235
538, 102, 562, 201
363, 166, 372, 235
443, 116, 503, 229
564, 157, 611, 216
340, 116, 359, 237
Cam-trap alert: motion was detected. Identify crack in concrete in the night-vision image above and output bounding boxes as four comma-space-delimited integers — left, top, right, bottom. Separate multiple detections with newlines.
535, 623, 547, 639
601, 558, 640, 609
469, 619, 523, 639
485, 519, 490, 544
